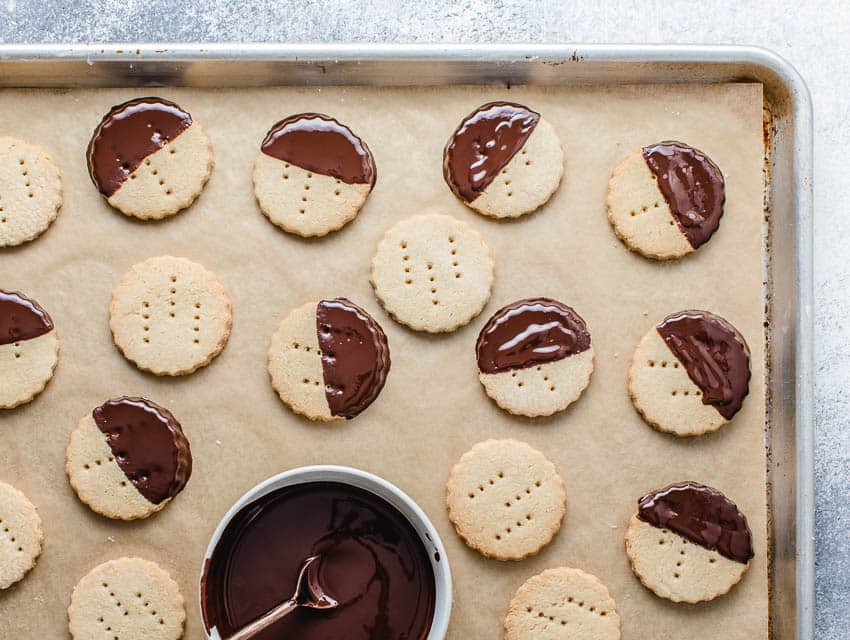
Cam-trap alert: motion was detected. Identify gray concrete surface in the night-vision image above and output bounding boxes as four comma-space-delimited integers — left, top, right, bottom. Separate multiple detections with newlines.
1, 1, 847, 637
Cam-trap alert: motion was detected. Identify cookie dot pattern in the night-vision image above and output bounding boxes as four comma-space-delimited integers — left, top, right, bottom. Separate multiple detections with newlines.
443, 102, 564, 219
253, 113, 376, 237
446, 439, 565, 560
629, 310, 750, 436
625, 482, 753, 603
371, 214, 494, 333
68, 557, 185, 640
0, 289, 59, 409
606, 141, 725, 260
0, 482, 43, 589
109, 256, 232, 376
87, 97, 213, 220
0, 137, 62, 247
504, 567, 621, 640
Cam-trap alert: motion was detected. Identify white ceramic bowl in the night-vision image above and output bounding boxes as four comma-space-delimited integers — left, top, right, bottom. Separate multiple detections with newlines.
200, 465, 452, 640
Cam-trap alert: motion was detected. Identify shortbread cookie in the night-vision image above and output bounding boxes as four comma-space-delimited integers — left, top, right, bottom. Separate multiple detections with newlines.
68, 557, 185, 640
87, 97, 213, 220
625, 481, 753, 603
476, 298, 594, 417
269, 297, 391, 421
446, 439, 565, 560
606, 141, 725, 259
443, 102, 564, 219
628, 310, 750, 436
109, 256, 232, 376
254, 113, 376, 237
505, 567, 621, 640
66, 397, 192, 520
0, 137, 62, 247
0, 290, 59, 408
371, 214, 494, 332
0, 482, 43, 589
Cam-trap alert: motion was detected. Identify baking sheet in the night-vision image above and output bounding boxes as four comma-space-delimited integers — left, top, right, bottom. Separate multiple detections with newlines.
0, 83, 766, 639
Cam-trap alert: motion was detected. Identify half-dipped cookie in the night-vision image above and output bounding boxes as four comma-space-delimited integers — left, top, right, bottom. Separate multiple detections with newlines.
253, 113, 376, 237
625, 481, 754, 603
476, 298, 593, 417
607, 141, 725, 259
87, 97, 213, 220
66, 397, 192, 520
443, 102, 564, 219
0, 290, 59, 409
629, 310, 750, 436
268, 298, 391, 421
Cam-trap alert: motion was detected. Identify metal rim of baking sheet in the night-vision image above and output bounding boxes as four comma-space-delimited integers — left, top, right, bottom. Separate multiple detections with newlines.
0, 43, 813, 640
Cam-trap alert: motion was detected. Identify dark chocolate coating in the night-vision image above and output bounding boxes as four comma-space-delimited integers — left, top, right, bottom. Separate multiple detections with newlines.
637, 481, 754, 564
201, 482, 436, 640
0, 290, 53, 345
260, 113, 376, 185
476, 298, 590, 374
92, 397, 192, 505
87, 97, 193, 197
316, 298, 390, 419
657, 310, 750, 421
443, 102, 539, 203
642, 141, 725, 249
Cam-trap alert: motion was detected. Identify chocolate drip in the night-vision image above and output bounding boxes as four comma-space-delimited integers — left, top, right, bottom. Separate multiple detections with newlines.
657, 310, 750, 420
316, 298, 390, 419
637, 482, 754, 564
201, 482, 436, 640
260, 113, 376, 185
476, 298, 590, 374
92, 397, 192, 505
87, 97, 193, 197
0, 290, 53, 345
443, 102, 540, 202
642, 141, 725, 249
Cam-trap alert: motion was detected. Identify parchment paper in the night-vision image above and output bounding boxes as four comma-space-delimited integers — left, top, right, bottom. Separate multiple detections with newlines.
0, 83, 767, 639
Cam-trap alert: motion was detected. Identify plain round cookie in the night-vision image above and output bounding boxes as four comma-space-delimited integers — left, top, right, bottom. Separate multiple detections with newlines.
606, 141, 725, 260
446, 439, 565, 560
628, 310, 751, 436
254, 113, 376, 237
0, 482, 43, 589
443, 102, 564, 219
476, 298, 594, 417
66, 397, 192, 520
109, 256, 232, 376
0, 290, 60, 409
371, 214, 494, 333
68, 557, 185, 640
0, 137, 62, 247
87, 97, 213, 220
268, 298, 391, 421
505, 567, 621, 640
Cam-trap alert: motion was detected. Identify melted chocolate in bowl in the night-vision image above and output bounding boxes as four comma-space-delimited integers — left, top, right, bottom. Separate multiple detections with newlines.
202, 482, 436, 640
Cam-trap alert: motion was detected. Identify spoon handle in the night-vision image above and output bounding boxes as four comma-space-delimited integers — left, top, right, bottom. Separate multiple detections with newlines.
227, 598, 299, 640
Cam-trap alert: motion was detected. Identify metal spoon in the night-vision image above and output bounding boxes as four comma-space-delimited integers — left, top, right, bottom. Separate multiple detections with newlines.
226, 555, 338, 640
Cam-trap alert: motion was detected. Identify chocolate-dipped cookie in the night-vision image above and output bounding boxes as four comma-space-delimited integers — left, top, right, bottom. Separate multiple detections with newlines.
443, 102, 564, 219
607, 141, 725, 259
0, 290, 59, 409
87, 97, 213, 220
65, 397, 192, 520
268, 298, 391, 421
476, 298, 594, 417
625, 481, 754, 603
253, 113, 376, 237
629, 309, 750, 436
